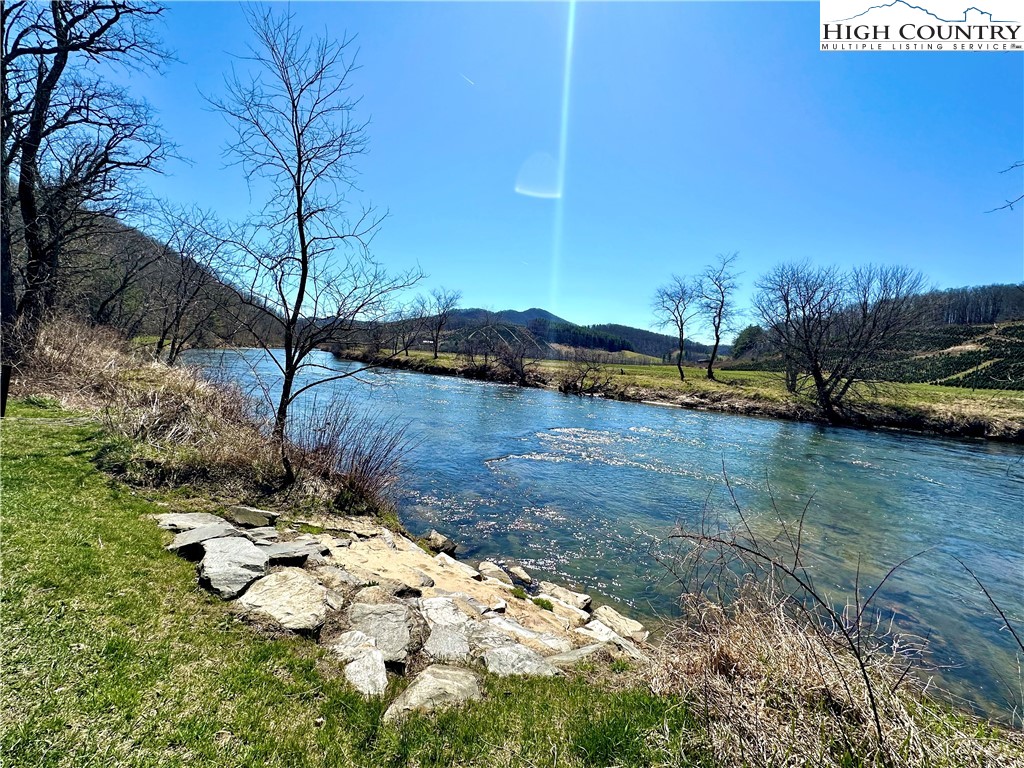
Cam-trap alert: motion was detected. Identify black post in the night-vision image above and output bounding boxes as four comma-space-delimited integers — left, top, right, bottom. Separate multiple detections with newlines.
1, 363, 11, 417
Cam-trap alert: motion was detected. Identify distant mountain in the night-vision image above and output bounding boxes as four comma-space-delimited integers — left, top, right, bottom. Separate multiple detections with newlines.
449, 307, 571, 328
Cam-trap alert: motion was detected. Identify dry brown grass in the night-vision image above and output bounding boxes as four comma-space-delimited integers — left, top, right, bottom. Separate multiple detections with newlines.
14, 317, 406, 514
650, 587, 1024, 767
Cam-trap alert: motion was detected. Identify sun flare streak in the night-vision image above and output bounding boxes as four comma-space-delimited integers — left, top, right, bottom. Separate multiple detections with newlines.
550, 0, 577, 313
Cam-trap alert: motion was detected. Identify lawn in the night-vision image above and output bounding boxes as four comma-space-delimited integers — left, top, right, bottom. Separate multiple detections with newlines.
0, 402, 704, 768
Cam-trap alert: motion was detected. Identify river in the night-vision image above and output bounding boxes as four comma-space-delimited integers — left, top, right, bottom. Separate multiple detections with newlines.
186, 348, 1024, 721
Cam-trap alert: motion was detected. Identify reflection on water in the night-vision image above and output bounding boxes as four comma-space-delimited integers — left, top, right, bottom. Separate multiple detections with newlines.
186, 349, 1024, 720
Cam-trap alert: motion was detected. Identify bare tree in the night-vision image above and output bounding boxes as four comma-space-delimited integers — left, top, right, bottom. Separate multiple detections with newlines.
420, 287, 461, 359
494, 326, 542, 386
148, 205, 228, 364
653, 274, 700, 381
987, 160, 1023, 213
2, 0, 169, 356
697, 253, 739, 380
210, 8, 420, 484
754, 262, 926, 420
558, 348, 612, 396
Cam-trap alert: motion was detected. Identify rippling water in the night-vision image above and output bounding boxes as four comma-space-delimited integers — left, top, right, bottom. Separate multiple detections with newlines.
187, 349, 1024, 720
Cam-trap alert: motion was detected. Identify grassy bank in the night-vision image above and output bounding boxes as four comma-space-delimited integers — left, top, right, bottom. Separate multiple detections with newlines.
342, 350, 1024, 442
0, 403, 706, 768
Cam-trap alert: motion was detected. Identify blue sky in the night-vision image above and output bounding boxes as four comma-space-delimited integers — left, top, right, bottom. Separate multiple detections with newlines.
128, 1, 1022, 336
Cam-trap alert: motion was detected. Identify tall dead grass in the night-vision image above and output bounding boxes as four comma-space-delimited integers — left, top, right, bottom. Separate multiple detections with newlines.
648, 479, 1024, 768
14, 316, 409, 514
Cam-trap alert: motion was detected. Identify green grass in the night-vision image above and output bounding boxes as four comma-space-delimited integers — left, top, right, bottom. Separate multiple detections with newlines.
0, 402, 708, 768
532, 597, 555, 612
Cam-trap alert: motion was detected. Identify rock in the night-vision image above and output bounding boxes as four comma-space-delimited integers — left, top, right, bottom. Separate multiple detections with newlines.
328, 630, 378, 661
224, 505, 279, 528
378, 530, 397, 550
481, 644, 561, 677
592, 605, 649, 643
485, 617, 572, 654
417, 571, 435, 588
477, 561, 512, 585
377, 578, 422, 599
348, 603, 418, 662
345, 649, 388, 696
258, 538, 329, 565
546, 643, 611, 668
382, 665, 481, 722
569, 622, 646, 661
466, 621, 517, 653
426, 530, 457, 555
167, 522, 243, 560
418, 596, 476, 630
236, 568, 330, 632
507, 565, 533, 585
537, 593, 590, 628
423, 626, 471, 663
433, 552, 481, 580
153, 512, 225, 532
538, 581, 591, 612
197, 537, 269, 598
572, 620, 620, 644
244, 526, 280, 544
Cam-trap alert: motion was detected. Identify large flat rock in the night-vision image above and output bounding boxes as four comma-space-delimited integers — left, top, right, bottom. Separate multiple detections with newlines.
348, 602, 418, 662
423, 626, 472, 663
592, 604, 648, 643
225, 505, 279, 528
153, 512, 225, 532
167, 521, 243, 559
382, 665, 482, 722
198, 537, 268, 598
258, 537, 329, 565
481, 644, 560, 677
237, 568, 330, 632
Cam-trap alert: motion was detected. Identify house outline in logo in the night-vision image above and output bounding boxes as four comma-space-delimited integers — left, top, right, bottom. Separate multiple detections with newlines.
829, 1, 1018, 24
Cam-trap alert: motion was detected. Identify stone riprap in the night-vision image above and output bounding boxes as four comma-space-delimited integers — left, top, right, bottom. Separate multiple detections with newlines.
152, 509, 652, 715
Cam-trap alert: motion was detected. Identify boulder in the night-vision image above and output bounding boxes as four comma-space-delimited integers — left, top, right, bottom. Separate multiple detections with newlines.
352, 586, 398, 605
485, 617, 572, 654
418, 596, 476, 631
315, 565, 373, 590
422, 626, 472, 663
433, 552, 481, 580
489, 598, 507, 615
546, 643, 611, 669
592, 605, 649, 643
327, 630, 378, 661
572, 620, 620, 644
507, 565, 533, 585
538, 581, 591, 612
236, 568, 330, 632
344, 649, 388, 696
480, 645, 560, 677
224, 505, 279, 528
167, 522, 243, 560
244, 526, 280, 545
382, 665, 481, 722
197, 537, 268, 598
477, 561, 512, 585
258, 538, 329, 566
426, 529, 457, 555
153, 512, 225, 532
348, 603, 418, 662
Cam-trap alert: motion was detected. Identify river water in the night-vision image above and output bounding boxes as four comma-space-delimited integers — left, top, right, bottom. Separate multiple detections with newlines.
187, 349, 1024, 721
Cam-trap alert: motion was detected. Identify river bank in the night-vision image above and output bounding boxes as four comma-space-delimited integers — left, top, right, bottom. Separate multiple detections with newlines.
5, 403, 1024, 767
335, 350, 1024, 443
5, 324, 1023, 766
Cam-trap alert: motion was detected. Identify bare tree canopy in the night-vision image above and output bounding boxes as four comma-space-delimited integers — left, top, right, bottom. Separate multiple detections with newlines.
987, 160, 1023, 213
754, 262, 926, 419
419, 287, 461, 359
697, 253, 739, 380
209, 8, 420, 483
2, 0, 170, 361
653, 274, 700, 381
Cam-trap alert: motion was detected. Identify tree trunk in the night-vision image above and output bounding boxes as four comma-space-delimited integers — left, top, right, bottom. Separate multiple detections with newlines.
706, 336, 721, 380
676, 335, 685, 381
274, 368, 296, 486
